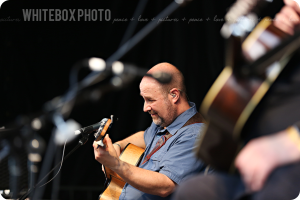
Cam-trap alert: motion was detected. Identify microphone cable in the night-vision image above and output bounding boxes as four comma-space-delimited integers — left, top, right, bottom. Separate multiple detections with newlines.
37, 139, 67, 188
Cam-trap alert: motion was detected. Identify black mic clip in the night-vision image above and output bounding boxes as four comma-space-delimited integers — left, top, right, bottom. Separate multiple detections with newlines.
75, 115, 114, 145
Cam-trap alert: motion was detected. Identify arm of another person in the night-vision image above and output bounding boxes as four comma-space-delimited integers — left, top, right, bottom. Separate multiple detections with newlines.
94, 134, 176, 197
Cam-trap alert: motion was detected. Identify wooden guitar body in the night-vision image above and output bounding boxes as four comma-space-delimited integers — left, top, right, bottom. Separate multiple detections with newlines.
99, 144, 144, 200
197, 67, 264, 171
195, 17, 293, 172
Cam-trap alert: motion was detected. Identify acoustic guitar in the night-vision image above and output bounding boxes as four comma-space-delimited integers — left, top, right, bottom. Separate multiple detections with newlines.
93, 117, 145, 200
99, 144, 144, 200
195, 17, 300, 172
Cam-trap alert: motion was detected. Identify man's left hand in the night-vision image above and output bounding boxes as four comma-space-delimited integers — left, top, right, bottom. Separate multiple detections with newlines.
93, 134, 120, 169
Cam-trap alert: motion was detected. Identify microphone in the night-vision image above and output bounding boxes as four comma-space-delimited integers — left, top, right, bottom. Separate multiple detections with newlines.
74, 121, 103, 135
145, 72, 172, 84
84, 58, 172, 83
112, 61, 172, 84
75, 116, 114, 143
82, 58, 172, 88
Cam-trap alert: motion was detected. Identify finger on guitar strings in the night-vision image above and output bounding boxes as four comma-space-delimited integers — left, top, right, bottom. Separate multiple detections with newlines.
280, 6, 300, 23
284, 0, 300, 15
93, 141, 106, 152
102, 134, 115, 150
275, 12, 295, 34
102, 134, 111, 144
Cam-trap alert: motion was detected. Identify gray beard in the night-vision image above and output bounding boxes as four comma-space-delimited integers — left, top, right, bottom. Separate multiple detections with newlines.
152, 116, 164, 127
152, 101, 176, 127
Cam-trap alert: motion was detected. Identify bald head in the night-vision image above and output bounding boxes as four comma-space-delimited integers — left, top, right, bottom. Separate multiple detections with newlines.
139, 63, 190, 127
145, 62, 187, 99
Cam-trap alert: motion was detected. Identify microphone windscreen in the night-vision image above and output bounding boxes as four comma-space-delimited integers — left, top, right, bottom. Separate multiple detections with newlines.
151, 72, 172, 84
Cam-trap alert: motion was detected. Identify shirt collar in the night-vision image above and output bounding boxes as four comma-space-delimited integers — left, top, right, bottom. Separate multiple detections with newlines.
157, 102, 197, 135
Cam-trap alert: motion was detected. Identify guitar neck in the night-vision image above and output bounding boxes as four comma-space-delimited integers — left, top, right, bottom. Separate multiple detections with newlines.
240, 17, 298, 77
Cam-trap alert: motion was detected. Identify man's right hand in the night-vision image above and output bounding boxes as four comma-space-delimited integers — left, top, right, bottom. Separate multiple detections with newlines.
99, 130, 145, 173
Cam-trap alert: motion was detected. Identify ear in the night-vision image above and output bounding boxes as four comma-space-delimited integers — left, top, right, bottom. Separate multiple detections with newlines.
169, 88, 180, 103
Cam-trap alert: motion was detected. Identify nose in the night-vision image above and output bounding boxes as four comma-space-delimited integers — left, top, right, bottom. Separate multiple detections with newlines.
143, 101, 151, 112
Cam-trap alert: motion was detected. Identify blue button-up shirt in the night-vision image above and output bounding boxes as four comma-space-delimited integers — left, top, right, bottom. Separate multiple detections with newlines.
119, 102, 206, 200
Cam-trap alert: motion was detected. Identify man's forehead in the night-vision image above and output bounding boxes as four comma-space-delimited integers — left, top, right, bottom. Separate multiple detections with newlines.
140, 76, 160, 88
140, 83, 159, 94
140, 79, 162, 95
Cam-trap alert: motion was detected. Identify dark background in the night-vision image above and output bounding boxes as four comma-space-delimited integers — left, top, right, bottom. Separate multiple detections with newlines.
0, 0, 284, 199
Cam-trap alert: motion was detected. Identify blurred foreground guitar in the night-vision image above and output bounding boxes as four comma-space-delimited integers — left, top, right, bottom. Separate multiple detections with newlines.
93, 118, 144, 200
196, 17, 300, 172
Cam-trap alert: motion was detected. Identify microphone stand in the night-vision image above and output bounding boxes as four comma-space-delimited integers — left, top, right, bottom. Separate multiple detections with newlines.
19, 132, 90, 200
77, 0, 191, 90
8, 146, 22, 199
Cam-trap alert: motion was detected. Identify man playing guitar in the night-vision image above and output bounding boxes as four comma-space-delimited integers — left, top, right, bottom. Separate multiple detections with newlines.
93, 62, 206, 199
